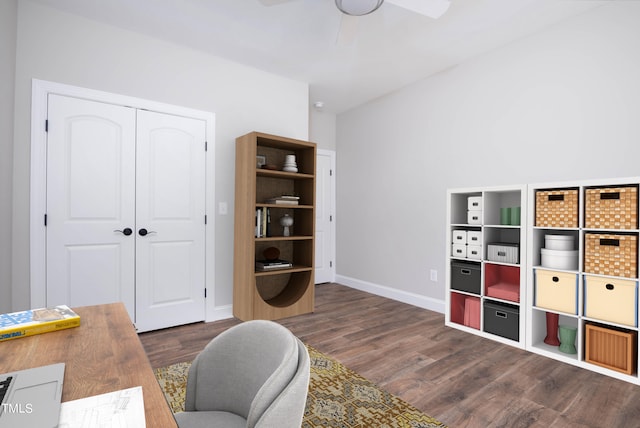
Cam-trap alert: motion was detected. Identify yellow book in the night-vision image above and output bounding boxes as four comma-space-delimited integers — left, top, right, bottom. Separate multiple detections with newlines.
0, 305, 81, 342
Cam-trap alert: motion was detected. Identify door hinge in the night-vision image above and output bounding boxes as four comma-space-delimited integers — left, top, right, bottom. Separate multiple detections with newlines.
45, 120, 48, 132
204, 288, 207, 298
205, 215, 207, 225
330, 169, 333, 176
44, 214, 47, 226
329, 215, 333, 222
205, 141, 208, 151
330, 261, 333, 268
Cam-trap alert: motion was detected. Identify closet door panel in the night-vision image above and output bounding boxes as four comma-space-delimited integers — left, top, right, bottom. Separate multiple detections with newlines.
134, 110, 206, 332
46, 95, 136, 315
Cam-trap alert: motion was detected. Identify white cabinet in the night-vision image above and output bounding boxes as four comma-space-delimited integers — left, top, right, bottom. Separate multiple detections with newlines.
446, 185, 527, 348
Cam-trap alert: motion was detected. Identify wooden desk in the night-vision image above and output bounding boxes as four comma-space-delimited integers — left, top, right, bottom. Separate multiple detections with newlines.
0, 302, 177, 427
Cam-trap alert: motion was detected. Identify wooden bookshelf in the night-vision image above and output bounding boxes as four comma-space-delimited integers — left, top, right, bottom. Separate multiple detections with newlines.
233, 132, 316, 320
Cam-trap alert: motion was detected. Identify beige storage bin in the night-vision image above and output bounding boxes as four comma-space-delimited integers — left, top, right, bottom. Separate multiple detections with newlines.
584, 275, 638, 327
584, 233, 638, 278
535, 270, 578, 314
585, 186, 638, 230
535, 189, 579, 228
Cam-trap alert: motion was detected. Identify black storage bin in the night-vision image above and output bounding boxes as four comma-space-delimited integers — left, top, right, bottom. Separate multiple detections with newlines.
483, 300, 519, 341
451, 260, 481, 295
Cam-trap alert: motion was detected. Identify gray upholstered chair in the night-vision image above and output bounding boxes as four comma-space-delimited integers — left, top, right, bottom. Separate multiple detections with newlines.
174, 320, 310, 428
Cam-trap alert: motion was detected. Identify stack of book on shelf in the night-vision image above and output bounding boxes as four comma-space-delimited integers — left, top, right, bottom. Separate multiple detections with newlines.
255, 259, 293, 271
265, 195, 299, 205
0, 305, 81, 342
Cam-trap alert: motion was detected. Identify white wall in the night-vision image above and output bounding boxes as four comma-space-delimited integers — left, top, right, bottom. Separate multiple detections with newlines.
10, 0, 309, 312
0, 0, 18, 313
309, 108, 337, 151
336, 2, 640, 309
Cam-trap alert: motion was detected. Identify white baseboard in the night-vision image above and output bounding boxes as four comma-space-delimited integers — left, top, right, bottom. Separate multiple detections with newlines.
206, 304, 233, 322
335, 275, 445, 314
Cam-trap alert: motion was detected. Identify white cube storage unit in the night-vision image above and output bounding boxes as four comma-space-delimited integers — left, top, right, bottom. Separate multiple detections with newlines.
446, 186, 526, 348
527, 177, 640, 385
448, 177, 640, 386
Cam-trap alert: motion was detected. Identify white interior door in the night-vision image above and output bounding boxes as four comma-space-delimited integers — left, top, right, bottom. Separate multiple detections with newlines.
315, 150, 336, 284
46, 95, 137, 316
134, 110, 207, 332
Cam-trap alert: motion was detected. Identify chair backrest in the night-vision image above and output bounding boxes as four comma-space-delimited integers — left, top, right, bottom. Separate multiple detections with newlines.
253, 338, 310, 428
183, 320, 304, 425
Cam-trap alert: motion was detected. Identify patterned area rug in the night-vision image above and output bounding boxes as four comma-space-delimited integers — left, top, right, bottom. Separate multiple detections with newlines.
154, 345, 447, 427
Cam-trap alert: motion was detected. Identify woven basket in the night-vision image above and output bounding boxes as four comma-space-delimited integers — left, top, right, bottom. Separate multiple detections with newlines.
535, 189, 579, 228
584, 233, 638, 278
585, 186, 638, 230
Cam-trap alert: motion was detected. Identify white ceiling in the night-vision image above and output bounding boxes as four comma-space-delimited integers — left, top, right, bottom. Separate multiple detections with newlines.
30, 0, 606, 113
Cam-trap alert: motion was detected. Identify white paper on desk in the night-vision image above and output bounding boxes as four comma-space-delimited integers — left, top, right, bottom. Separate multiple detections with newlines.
58, 385, 146, 428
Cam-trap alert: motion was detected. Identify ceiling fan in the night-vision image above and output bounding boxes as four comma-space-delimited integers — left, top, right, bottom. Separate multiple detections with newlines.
259, 0, 451, 43
259, 0, 451, 18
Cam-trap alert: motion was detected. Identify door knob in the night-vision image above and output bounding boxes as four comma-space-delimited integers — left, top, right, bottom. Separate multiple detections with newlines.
114, 228, 133, 236
138, 228, 156, 236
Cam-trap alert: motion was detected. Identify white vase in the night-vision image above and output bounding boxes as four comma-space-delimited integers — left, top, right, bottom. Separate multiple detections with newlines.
280, 214, 294, 237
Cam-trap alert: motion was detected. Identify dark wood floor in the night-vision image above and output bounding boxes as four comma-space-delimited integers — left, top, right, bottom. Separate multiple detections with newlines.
140, 283, 640, 427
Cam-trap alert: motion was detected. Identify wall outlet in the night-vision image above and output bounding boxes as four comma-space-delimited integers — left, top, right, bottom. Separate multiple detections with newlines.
430, 269, 438, 282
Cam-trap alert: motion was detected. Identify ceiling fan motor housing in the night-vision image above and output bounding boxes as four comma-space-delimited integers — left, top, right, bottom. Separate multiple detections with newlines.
335, 0, 384, 16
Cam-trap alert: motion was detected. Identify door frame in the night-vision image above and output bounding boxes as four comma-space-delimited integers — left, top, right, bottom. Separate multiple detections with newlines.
30, 79, 219, 321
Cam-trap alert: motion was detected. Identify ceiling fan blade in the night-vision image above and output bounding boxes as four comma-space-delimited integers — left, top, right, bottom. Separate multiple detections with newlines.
386, 0, 451, 19
257, 0, 296, 6
336, 14, 359, 45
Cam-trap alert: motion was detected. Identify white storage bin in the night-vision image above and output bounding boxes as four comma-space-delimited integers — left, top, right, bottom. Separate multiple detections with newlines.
468, 196, 482, 211
540, 248, 578, 270
452, 230, 467, 244
452, 244, 467, 258
467, 210, 482, 225
545, 235, 575, 251
467, 231, 482, 246
467, 245, 482, 260
487, 243, 519, 264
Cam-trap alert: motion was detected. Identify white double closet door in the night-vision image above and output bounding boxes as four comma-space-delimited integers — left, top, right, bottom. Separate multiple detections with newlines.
46, 95, 206, 332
